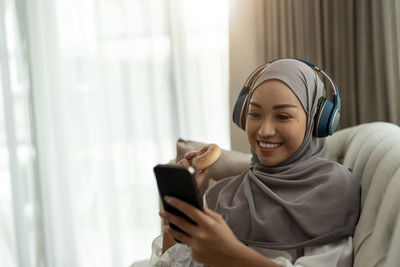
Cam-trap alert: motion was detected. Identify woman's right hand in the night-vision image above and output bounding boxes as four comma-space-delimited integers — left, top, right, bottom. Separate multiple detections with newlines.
177, 151, 211, 188
161, 197, 282, 267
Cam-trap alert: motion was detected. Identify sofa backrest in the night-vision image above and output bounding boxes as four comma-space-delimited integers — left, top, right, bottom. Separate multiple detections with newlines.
327, 122, 400, 267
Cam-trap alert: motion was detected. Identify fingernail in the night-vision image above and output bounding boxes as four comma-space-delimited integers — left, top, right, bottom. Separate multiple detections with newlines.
164, 196, 172, 203
159, 210, 166, 217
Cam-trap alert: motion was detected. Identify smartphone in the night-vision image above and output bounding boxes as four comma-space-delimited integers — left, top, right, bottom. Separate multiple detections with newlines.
153, 164, 204, 239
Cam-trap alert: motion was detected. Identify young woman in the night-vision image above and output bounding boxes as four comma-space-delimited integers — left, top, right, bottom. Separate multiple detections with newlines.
151, 58, 360, 267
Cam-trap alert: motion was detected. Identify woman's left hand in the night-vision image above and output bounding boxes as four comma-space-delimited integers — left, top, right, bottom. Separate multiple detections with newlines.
159, 196, 244, 267
177, 151, 210, 189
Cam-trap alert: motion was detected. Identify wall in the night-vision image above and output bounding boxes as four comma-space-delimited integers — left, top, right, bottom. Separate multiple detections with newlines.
229, 0, 265, 153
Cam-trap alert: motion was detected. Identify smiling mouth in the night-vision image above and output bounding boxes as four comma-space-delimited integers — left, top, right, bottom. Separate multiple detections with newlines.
258, 141, 281, 151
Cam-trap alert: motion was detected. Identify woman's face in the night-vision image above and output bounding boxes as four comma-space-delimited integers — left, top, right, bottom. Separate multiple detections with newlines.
246, 80, 307, 166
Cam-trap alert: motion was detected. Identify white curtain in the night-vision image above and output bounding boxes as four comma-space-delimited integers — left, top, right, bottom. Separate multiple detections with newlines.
0, 0, 229, 266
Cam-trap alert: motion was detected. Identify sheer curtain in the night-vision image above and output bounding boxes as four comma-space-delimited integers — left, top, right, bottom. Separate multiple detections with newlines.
0, 0, 40, 266
0, 0, 229, 266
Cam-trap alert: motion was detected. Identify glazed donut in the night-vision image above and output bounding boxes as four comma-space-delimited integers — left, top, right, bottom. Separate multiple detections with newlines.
192, 144, 222, 170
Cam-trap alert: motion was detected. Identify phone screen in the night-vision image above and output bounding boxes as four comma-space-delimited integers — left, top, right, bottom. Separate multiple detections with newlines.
153, 164, 203, 238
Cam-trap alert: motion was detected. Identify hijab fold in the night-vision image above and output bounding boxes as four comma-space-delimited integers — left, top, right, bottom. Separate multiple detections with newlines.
205, 59, 360, 249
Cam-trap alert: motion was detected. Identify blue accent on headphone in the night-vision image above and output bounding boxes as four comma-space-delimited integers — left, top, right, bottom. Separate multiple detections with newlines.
232, 57, 341, 138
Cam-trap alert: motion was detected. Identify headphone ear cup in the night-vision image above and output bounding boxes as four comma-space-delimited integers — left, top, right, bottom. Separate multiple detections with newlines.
314, 98, 334, 137
329, 107, 340, 135
232, 86, 250, 129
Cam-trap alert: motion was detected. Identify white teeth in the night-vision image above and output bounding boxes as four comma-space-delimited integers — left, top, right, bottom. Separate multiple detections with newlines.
259, 141, 280, 148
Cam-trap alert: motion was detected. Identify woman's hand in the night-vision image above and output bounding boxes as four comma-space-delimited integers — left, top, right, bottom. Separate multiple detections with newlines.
159, 197, 282, 267
159, 196, 244, 267
177, 151, 210, 188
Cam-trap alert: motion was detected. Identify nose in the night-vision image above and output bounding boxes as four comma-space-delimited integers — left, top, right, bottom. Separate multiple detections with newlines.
257, 118, 275, 137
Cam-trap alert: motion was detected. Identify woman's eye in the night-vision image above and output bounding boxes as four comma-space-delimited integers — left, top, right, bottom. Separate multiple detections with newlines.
248, 112, 261, 118
276, 114, 292, 120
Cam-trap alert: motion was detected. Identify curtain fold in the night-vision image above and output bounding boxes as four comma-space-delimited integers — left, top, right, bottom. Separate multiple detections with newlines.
1, 0, 43, 266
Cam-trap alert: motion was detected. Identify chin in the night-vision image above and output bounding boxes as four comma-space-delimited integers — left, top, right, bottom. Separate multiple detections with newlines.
260, 161, 279, 167
257, 155, 280, 167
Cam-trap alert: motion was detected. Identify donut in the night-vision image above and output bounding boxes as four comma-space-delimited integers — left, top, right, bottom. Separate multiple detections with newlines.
192, 144, 222, 170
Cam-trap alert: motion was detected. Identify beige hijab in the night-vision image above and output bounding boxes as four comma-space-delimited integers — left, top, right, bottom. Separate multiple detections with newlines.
206, 59, 360, 249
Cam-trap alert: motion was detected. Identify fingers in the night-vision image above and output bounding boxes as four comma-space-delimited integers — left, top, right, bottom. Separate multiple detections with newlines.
159, 210, 197, 236
177, 158, 190, 167
164, 225, 192, 245
184, 151, 199, 161
177, 151, 199, 167
163, 196, 210, 226
204, 207, 224, 222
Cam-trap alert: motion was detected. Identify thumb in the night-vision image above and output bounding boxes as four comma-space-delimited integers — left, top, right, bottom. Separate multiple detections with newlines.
177, 158, 191, 168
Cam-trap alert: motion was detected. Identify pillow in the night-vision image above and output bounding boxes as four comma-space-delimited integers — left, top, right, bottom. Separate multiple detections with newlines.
176, 138, 252, 184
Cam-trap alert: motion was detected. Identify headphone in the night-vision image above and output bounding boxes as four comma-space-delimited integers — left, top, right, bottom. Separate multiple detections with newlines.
232, 58, 341, 138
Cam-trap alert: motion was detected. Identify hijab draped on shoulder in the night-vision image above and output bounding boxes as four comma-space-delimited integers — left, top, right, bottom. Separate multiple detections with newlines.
205, 59, 360, 249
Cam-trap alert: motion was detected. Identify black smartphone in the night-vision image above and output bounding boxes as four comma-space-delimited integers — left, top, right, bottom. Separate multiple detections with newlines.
153, 164, 204, 239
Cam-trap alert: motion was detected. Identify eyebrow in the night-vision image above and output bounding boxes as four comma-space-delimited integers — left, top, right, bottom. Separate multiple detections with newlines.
249, 101, 299, 110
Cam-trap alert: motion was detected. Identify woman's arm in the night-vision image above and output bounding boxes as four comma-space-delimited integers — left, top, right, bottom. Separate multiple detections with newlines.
160, 196, 282, 267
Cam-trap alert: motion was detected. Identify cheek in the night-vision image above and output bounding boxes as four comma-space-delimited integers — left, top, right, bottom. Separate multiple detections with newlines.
246, 123, 260, 149
293, 133, 305, 149
292, 122, 307, 148
246, 125, 256, 144
282, 122, 306, 148
245, 120, 258, 137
